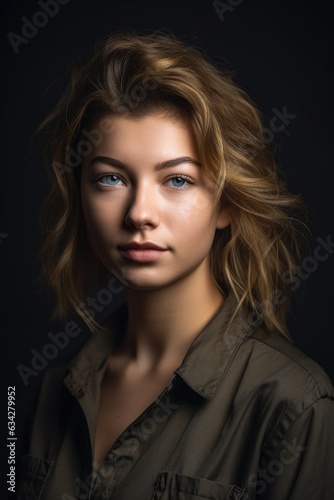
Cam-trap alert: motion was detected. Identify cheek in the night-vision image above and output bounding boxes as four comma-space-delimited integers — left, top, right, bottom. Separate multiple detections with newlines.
168, 200, 217, 249
180, 193, 218, 228
81, 194, 117, 245
182, 188, 217, 220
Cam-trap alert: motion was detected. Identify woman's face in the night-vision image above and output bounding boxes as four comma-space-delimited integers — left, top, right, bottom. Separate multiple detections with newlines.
80, 112, 230, 290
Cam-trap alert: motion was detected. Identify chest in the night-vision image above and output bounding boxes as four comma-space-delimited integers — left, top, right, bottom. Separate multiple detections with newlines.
93, 372, 173, 468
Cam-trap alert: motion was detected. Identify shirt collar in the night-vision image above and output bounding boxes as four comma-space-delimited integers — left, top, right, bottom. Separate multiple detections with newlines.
64, 293, 255, 400
63, 309, 125, 396
174, 292, 255, 398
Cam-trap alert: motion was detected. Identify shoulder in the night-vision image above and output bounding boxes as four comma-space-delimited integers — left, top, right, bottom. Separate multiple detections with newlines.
242, 327, 334, 410
238, 329, 334, 481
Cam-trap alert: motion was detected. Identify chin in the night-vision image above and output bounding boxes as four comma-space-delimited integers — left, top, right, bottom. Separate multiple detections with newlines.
112, 266, 174, 291
119, 267, 201, 292
121, 276, 170, 291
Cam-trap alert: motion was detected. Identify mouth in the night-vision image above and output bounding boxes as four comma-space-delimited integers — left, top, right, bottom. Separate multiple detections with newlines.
118, 241, 169, 263
118, 241, 167, 251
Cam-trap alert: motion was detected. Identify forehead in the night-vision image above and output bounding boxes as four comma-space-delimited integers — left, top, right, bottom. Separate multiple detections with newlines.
85, 112, 198, 159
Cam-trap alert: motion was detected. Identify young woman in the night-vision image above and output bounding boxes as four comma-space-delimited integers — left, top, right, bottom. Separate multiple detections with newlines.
18, 32, 334, 499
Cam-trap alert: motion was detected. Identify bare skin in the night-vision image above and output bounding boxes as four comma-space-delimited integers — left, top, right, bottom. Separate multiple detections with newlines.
80, 112, 230, 469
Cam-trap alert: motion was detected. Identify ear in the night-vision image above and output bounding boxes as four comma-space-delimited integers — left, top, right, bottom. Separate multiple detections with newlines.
215, 199, 231, 229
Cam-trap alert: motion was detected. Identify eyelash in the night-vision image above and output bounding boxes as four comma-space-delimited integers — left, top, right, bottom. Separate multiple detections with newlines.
92, 172, 195, 188
92, 173, 125, 185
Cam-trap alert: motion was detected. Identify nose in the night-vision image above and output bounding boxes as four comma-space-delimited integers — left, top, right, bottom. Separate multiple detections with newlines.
124, 182, 160, 230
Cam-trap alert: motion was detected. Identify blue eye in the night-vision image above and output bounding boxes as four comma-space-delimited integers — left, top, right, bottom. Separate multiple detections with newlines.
167, 176, 191, 188
96, 174, 124, 186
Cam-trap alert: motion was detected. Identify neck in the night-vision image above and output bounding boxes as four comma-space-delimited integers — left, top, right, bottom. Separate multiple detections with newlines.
121, 259, 224, 372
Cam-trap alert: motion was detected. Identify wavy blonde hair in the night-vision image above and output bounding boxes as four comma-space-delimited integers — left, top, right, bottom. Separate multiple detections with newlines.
38, 31, 308, 336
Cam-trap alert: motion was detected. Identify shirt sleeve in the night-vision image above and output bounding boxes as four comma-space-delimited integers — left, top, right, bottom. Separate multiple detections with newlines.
256, 397, 334, 500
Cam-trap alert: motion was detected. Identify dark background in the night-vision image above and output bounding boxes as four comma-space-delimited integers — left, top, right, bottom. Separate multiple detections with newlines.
1, 0, 333, 496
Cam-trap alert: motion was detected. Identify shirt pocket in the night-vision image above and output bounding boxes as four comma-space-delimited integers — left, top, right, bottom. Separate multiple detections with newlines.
17, 454, 54, 500
152, 471, 246, 499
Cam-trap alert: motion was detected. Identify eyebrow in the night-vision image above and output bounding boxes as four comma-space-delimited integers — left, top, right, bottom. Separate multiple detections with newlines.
89, 155, 202, 171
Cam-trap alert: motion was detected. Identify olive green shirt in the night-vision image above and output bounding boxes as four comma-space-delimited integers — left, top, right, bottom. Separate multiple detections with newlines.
18, 294, 334, 499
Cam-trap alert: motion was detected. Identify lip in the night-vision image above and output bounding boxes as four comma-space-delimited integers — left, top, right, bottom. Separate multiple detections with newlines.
118, 241, 167, 251
118, 241, 168, 263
